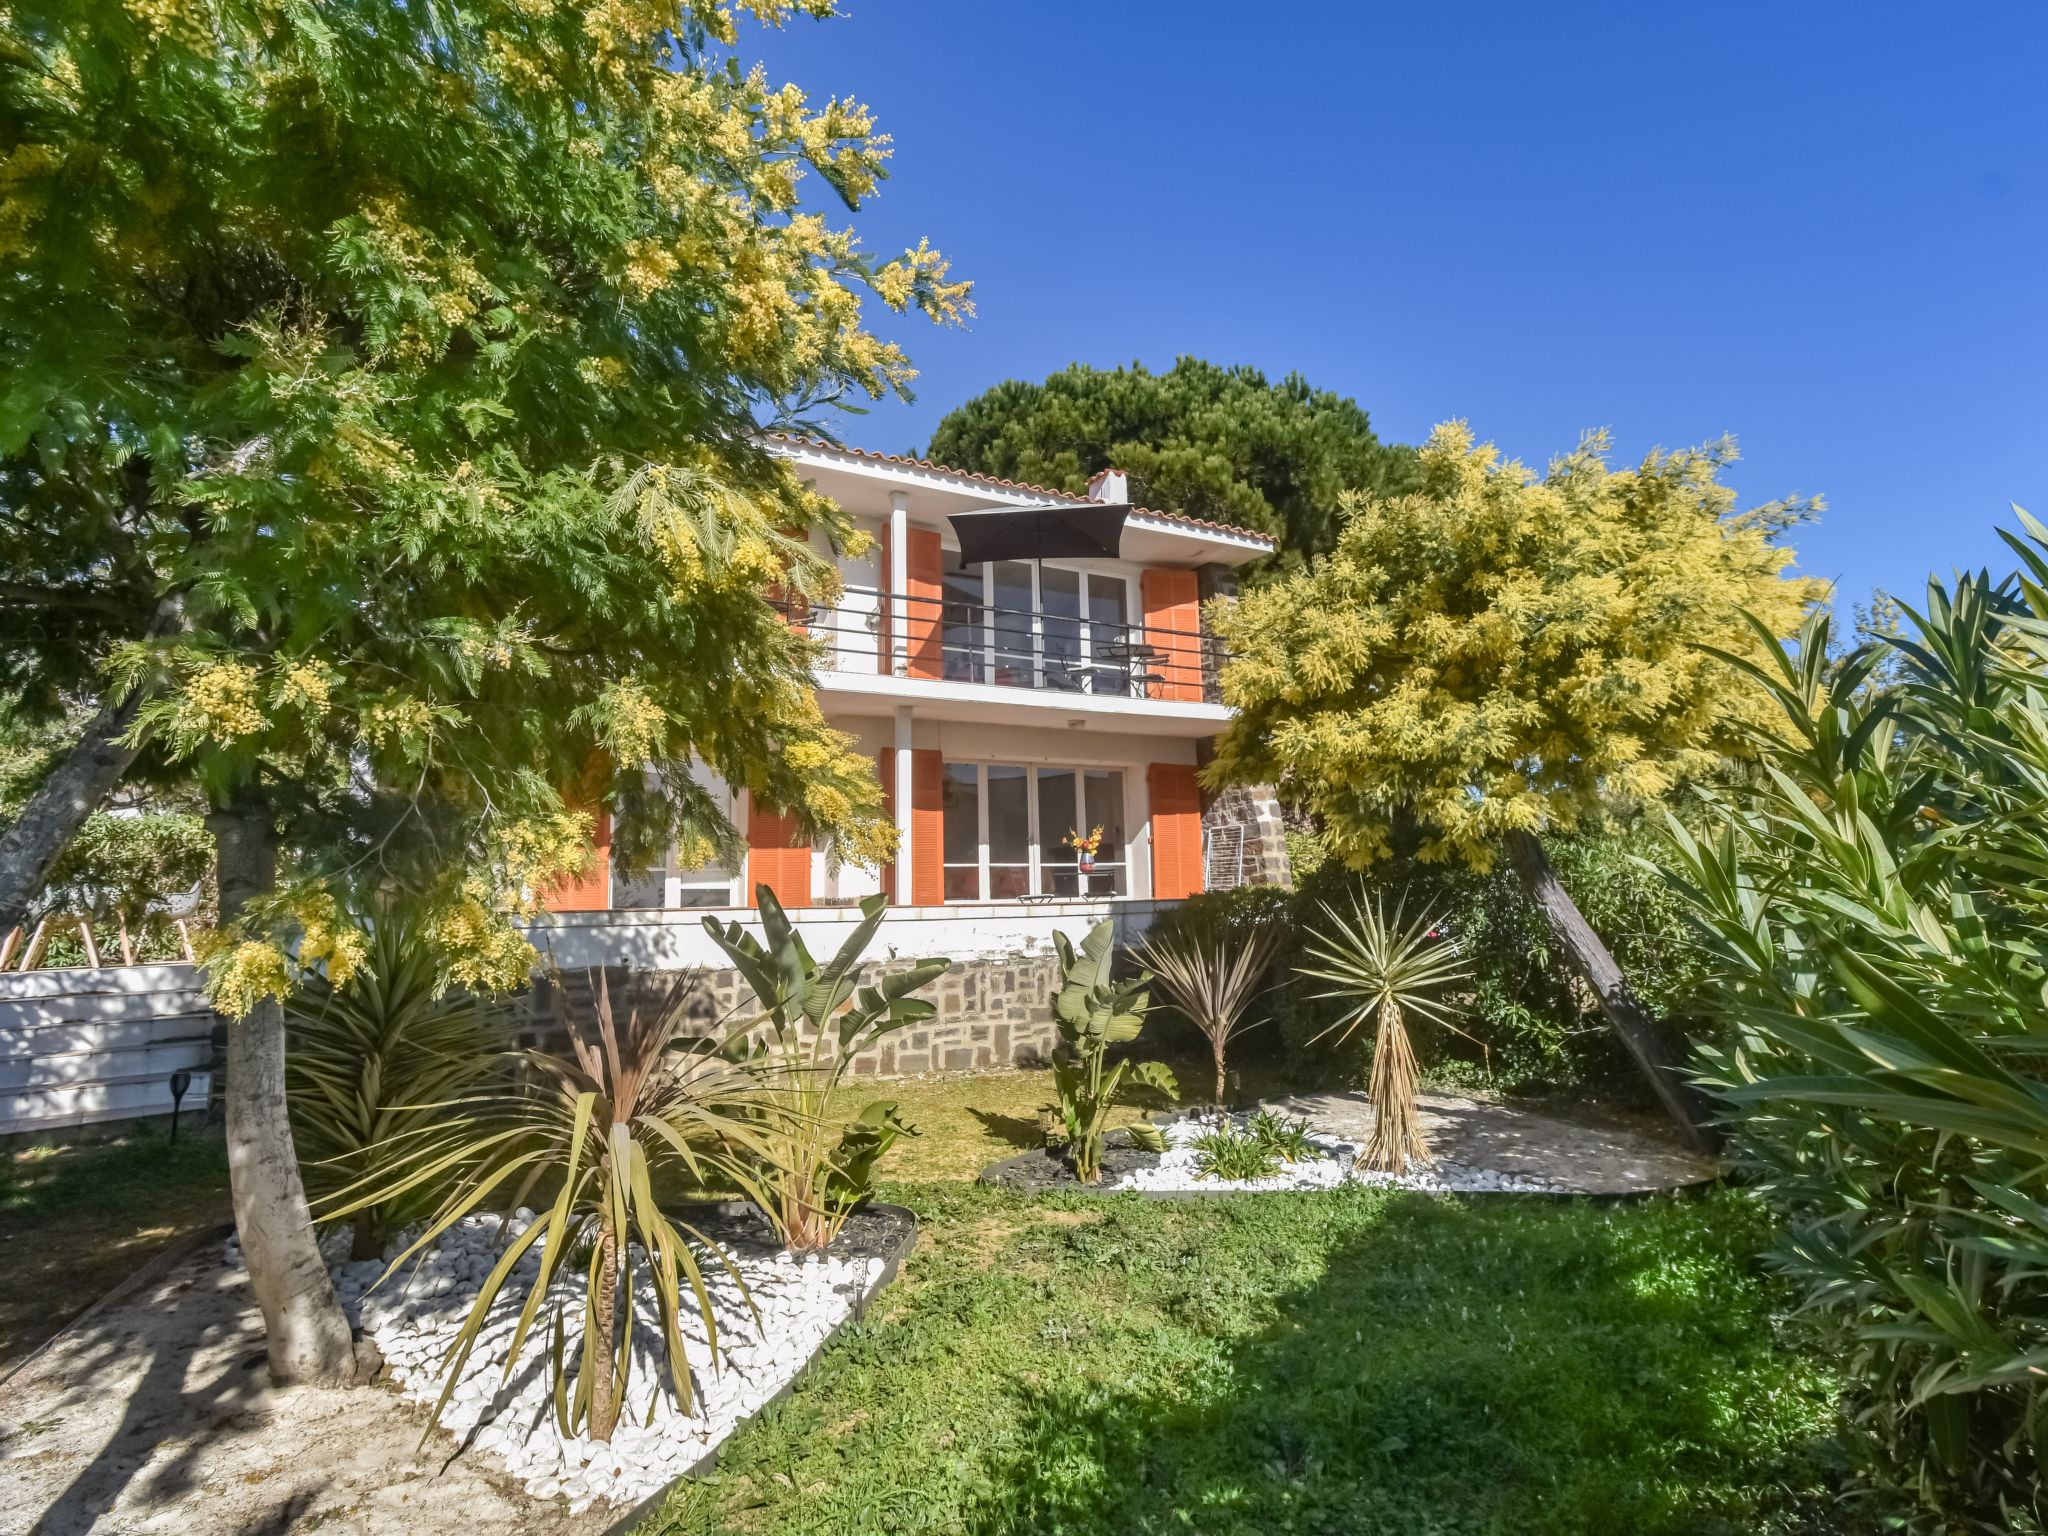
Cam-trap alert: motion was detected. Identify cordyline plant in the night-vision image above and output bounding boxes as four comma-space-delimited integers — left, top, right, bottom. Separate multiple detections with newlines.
286, 898, 513, 1261
1298, 893, 1469, 1173
0, 0, 965, 1383
1050, 920, 1177, 1184
1131, 921, 1281, 1108
328, 970, 774, 1445
704, 887, 944, 1251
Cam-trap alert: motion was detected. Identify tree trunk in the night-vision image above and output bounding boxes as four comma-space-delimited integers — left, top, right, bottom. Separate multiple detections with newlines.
0, 691, 148, 938
1503, 827, 1719, 1156
210, 797, 367, 1387
589, 1218, 621, 1441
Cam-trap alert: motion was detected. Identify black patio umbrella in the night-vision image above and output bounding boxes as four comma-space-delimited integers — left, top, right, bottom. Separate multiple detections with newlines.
946, 503, 1128, 566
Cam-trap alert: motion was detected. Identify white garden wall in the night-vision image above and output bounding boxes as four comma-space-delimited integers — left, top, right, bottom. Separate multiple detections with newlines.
0, 963, 215, 1136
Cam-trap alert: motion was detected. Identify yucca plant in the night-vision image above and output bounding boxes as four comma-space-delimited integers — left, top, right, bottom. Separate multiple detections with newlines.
704, 887, 945, 1251
1298, 892, 1469, 1173
1050, 919, 1177, 1183
287, 900, 512, 1259
1131, 918, 1281, 1108
327, 968, 774, 1444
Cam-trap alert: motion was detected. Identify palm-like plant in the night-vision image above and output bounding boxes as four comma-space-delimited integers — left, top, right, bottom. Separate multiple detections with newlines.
1131, 920, 1281, 1108
1051, 919, 1177, 1183
328, 969, 773, 1444
1298, 892, 1469, 1173
704, 888, 945, 1251
287, 900, 511, 1260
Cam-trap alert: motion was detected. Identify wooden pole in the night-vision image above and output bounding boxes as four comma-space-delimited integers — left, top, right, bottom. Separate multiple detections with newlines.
175, 918, 196, 963
78, 918, 100, 968
20, 916, 53, 971
117, 911, 135, 965
0, 925, 18, 970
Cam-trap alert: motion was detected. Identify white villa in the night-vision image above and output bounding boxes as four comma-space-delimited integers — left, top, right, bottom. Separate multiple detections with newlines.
534, 437, 1288, 1006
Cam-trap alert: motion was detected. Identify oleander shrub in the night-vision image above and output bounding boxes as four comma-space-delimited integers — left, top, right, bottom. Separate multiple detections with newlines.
1657, 531, 2048, 1532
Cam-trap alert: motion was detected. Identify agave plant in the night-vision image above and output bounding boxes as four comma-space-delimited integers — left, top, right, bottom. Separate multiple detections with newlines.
327, 968, 773, 1444
704, 887, 945, 1251
286, 899, 512, 1259
1050, 919, 1177, 1183
1298, 892, 1469, 1173
1131, 918, 1281, 1108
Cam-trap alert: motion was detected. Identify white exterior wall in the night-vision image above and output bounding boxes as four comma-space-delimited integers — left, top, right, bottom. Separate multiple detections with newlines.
527, 897, 1172, 972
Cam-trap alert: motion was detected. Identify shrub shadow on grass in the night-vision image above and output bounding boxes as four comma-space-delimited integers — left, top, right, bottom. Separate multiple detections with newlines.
965, 1109, 1044, 1152
638, 1186, 1859, 1536
962, 1193, 1857, 1536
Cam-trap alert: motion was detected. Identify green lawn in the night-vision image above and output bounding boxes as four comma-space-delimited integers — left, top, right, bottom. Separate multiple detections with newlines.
640, 1183, 1857, 1536
0, 1125, 231, 1370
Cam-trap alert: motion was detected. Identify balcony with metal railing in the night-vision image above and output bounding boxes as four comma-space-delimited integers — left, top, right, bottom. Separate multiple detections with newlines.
773, 585, 1227, 708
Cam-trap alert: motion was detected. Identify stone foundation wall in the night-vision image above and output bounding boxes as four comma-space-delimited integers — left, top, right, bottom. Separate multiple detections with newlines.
523, 949, 1063, 1078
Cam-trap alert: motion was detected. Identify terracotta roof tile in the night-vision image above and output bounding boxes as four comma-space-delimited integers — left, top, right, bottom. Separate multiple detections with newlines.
763, 433, 1276, 549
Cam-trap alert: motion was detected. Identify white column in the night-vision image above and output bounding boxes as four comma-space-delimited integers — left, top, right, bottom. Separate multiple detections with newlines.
888, 491, 909, 679
893, 704, 915, 906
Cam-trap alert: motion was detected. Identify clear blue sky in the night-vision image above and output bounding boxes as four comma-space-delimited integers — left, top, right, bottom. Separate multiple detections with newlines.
752, 2, 2046, 611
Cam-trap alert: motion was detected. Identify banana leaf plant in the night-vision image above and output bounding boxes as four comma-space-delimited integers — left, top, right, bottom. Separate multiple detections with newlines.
1050, 919, 1177, 1183
703, 887, 945, 1250
324, 968, 776, 1444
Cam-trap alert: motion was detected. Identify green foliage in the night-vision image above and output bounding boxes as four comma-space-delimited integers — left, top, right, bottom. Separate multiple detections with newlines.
285, 900, 511, 1259
703, 887, 944, 1250
1210, 422, 1824, 870
1188, 1123, 1281, 1182
1244, 1108, 1316, 1163
1050, 920, 1177, 1182
1655, 532, 2048, 1532
1, 696, 211, 952
330, 970, 773, 1443
924, 357, 1414, 573
640, 1185, 1854, 1536
1271, 825, 1707, 1095
0, 0, 966, 1001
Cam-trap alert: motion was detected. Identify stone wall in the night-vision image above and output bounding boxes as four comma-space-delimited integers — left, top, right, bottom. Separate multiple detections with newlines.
524, 949, 1063, 1078
1200, 784, 1292, 890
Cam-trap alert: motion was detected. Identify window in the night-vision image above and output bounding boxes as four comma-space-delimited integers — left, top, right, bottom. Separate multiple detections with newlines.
939, 554, 1138, 695
941, 762, 981, 902
941, 762, 1128, 901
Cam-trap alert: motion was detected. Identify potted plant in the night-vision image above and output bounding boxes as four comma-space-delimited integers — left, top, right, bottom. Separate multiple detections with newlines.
1065, 824, 1104, 874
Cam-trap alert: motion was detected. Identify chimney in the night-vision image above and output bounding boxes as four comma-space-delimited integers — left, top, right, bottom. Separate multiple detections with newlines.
1087, 467, 1129, 504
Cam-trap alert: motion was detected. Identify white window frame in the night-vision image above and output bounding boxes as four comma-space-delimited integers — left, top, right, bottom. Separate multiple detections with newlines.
940, 760, 1130, 902
946, 557, 1138, 693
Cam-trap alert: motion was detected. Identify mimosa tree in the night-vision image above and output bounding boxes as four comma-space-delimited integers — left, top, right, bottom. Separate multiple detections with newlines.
1209, 423, 1823, 1148
0, 0, 966, 1383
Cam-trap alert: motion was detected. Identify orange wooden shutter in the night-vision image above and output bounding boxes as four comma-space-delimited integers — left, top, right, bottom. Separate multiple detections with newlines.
747, 800, 812, 909
1147, 763, 1204, 900
910, 748, 944, 906
1141, 569, 1204, 702
904, 528, 944, 679
543, 809, 612, 912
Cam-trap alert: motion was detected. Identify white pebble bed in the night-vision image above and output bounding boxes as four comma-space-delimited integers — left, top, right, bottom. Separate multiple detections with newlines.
1115, 1113, 1575, 1195
230, 1216, 883, 1513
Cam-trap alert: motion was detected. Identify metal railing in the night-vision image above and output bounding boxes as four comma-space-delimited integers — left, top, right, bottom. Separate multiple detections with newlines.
773, 585, 1225, 703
